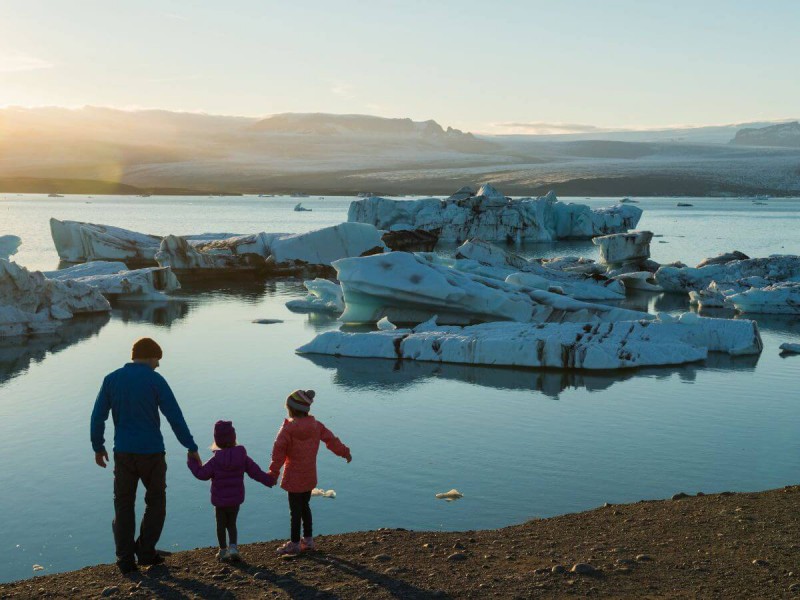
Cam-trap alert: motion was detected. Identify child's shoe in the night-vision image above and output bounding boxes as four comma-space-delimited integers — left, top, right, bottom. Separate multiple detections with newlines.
275, 541, 300, 556
216, 548, 229, 562
300, 537, 315, 552
228, 544, 241, 562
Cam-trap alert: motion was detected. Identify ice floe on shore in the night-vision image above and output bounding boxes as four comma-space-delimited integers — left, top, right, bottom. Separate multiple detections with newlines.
348, 184, 642, 243
296, 315, 762, 371
44, 261, 180, 301
1, 259, 110, 337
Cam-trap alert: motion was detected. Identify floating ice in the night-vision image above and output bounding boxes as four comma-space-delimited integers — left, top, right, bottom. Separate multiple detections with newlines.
780, 343, 800, 354
311, 488, 336, 498
32, 565, 44, 572
376, 316, 397, 331
286, 279, 345, 314
155, 235, 271, 273
727, 282, 800, 315
655, 256, 800, 293
269, 223, 385, 268
1, 259, 110, 337
348, 185, 642, 243
0, 235, 21, 260
332, 252, 646, 325
44, 261, 180, 301
592, 231, 653, 265
296, 316, 762, 371
435, 489, 463, 501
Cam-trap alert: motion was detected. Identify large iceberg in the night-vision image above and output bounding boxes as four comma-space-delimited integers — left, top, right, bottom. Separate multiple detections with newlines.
50, 218, 237, 264
347, 185, 642, 243
268, 223, 385, 270
332, 251, 648, 325
296, 315, 761, 371
44, 261, 181, 301
655, 255, 800, 293
1, 259, 110, 337
592, 231, 653, 265
155, 235, 272, 274
0, 235, 21, 260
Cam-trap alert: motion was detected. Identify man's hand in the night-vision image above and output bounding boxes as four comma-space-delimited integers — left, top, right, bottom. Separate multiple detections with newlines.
188, 451, 202, 465
95, 450, 109, 468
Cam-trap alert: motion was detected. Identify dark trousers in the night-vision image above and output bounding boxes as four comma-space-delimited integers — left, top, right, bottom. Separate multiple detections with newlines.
215, 506, 239, 548
113, 452, 167, 568
288, 491, 312, 543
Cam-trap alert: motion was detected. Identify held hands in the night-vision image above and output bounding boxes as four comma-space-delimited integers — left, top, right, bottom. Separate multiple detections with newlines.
264, 474, 277, 488
187, 451, 202, 465
95, 450, 109, 468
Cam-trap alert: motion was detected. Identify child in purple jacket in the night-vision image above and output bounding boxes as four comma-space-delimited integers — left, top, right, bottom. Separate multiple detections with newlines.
188, 420, 275, 561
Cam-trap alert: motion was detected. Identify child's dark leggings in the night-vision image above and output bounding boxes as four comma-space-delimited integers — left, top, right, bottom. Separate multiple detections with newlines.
215, 506, 239, 548
288, 491, 312, 543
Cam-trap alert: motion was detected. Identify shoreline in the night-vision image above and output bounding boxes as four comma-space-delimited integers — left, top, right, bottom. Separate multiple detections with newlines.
4, 486, 800, 598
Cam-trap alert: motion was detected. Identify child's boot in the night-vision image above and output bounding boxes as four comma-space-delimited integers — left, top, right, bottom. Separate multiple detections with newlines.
228, 544, 241, 561
276, 541, 300, 556
300, 537, 315, 552
216, 548, 229, 562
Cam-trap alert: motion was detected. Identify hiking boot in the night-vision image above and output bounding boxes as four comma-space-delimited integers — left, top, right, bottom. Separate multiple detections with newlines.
300, 537, 316, 552
118, 561, 138, 576
137, 553, 165, 567
216, 548, 229, 562
228, 545, 241, 561
275, 541, 300, 556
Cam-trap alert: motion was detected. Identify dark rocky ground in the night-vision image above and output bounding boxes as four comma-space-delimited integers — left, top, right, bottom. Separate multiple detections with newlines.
3, 486, 800, 599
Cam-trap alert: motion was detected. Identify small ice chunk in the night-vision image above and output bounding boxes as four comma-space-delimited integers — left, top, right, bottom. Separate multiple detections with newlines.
32, 564, 44, 572
780, 343, 800, 354
435, 489, 464, 501
252, 319, 283, 325
311, 488, 336, 498
377, 316, 397, 331
413, 315, 439, 332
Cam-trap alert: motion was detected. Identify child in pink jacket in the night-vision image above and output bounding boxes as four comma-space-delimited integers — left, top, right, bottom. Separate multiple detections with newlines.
268, 389, 351, 555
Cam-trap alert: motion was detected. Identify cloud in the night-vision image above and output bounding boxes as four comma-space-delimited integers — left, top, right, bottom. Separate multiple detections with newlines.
495, 122, 609, 134
0, 53, 53, 73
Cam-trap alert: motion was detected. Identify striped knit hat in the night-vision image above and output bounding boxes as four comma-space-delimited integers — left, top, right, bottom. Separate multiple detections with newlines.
287, 389, 315, 413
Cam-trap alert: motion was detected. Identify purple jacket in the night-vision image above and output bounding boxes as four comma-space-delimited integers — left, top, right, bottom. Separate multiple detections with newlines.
188, 445, 274, 507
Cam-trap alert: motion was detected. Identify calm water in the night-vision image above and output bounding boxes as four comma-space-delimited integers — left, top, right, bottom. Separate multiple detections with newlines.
1, 194, 800, 583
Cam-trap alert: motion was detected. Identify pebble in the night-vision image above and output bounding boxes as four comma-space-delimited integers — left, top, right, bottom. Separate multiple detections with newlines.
447, 552, 467, 561
616, 558, 635, 566
672, 492, 690, 500
373, 554, 391, 562
211, 574, 227, 580
101, 587, 120, 597
570, 563, 596, 575
635, 554, 652, 562
253, 572, 270, 580
752, 559, 769, 567
789, 583, 800, 592
423, 543, 434, 549
551, 565, 566, 574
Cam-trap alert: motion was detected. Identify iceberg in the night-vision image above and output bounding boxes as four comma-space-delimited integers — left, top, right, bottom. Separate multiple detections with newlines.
347, 185, 642, 243
332, 252, 648, 325
592, 231, 653, 265
155, 235, 272, 274
296, 316, 761, 371
44, 261, 180, 301
285, 279, 345, 314
0, 235, 21, 260
727, 282, 800, 315
1, 259, 110, 337
780, 343, 800, 354
655, 255, 800, 293
268, 223, 385, 270
50, 218, 239, 264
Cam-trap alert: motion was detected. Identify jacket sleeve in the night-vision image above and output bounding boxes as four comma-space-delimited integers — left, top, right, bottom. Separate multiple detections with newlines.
90, 377, 111, 453
188, 453, 215, 480
267, 424, 290, 480
155, 376, 199, 452
319, 422, 350, 459
245, 454, 275, 487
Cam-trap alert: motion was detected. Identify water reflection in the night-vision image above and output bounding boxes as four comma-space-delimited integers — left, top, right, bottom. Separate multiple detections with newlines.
176, 277, 277, 303
111, 300, 191, 328
0, 314, 110, 385
301, 352, 760, 399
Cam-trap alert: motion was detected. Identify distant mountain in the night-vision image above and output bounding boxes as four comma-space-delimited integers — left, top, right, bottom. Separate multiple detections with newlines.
731, 121, 800, 148
252, 113, 463, 137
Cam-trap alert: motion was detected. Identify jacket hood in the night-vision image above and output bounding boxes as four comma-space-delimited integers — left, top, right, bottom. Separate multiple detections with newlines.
284, 416, 317, 440
214, 445, 247, 470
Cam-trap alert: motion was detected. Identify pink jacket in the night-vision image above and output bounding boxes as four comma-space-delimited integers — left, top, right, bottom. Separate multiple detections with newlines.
267, 416, 350, 493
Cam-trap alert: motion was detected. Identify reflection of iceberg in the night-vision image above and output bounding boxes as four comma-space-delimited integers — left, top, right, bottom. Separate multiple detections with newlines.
300, 352, 759, 399
110, 300, 191, 328
0, 313, 110, 384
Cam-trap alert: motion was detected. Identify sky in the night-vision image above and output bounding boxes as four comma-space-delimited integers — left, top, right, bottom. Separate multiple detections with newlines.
1, 0, 798, 134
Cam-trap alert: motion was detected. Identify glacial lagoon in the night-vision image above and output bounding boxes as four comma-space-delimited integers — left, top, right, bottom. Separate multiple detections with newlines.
1, 194, 800, 583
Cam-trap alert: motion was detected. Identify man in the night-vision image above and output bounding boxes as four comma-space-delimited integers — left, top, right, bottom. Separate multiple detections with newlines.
90, 337, 201, 574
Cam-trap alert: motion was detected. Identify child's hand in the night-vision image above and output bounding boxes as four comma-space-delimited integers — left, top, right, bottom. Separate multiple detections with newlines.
264, 474, 277, 488
345, 452, 352, 464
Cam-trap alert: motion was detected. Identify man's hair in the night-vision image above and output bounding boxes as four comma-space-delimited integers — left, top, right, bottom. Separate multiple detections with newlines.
131, 338, 163, 360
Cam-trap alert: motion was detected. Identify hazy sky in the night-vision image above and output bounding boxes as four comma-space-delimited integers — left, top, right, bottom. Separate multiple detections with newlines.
1, 0, 798, 133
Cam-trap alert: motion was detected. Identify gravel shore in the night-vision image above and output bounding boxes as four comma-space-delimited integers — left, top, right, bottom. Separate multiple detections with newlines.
3, 486, 800, 599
